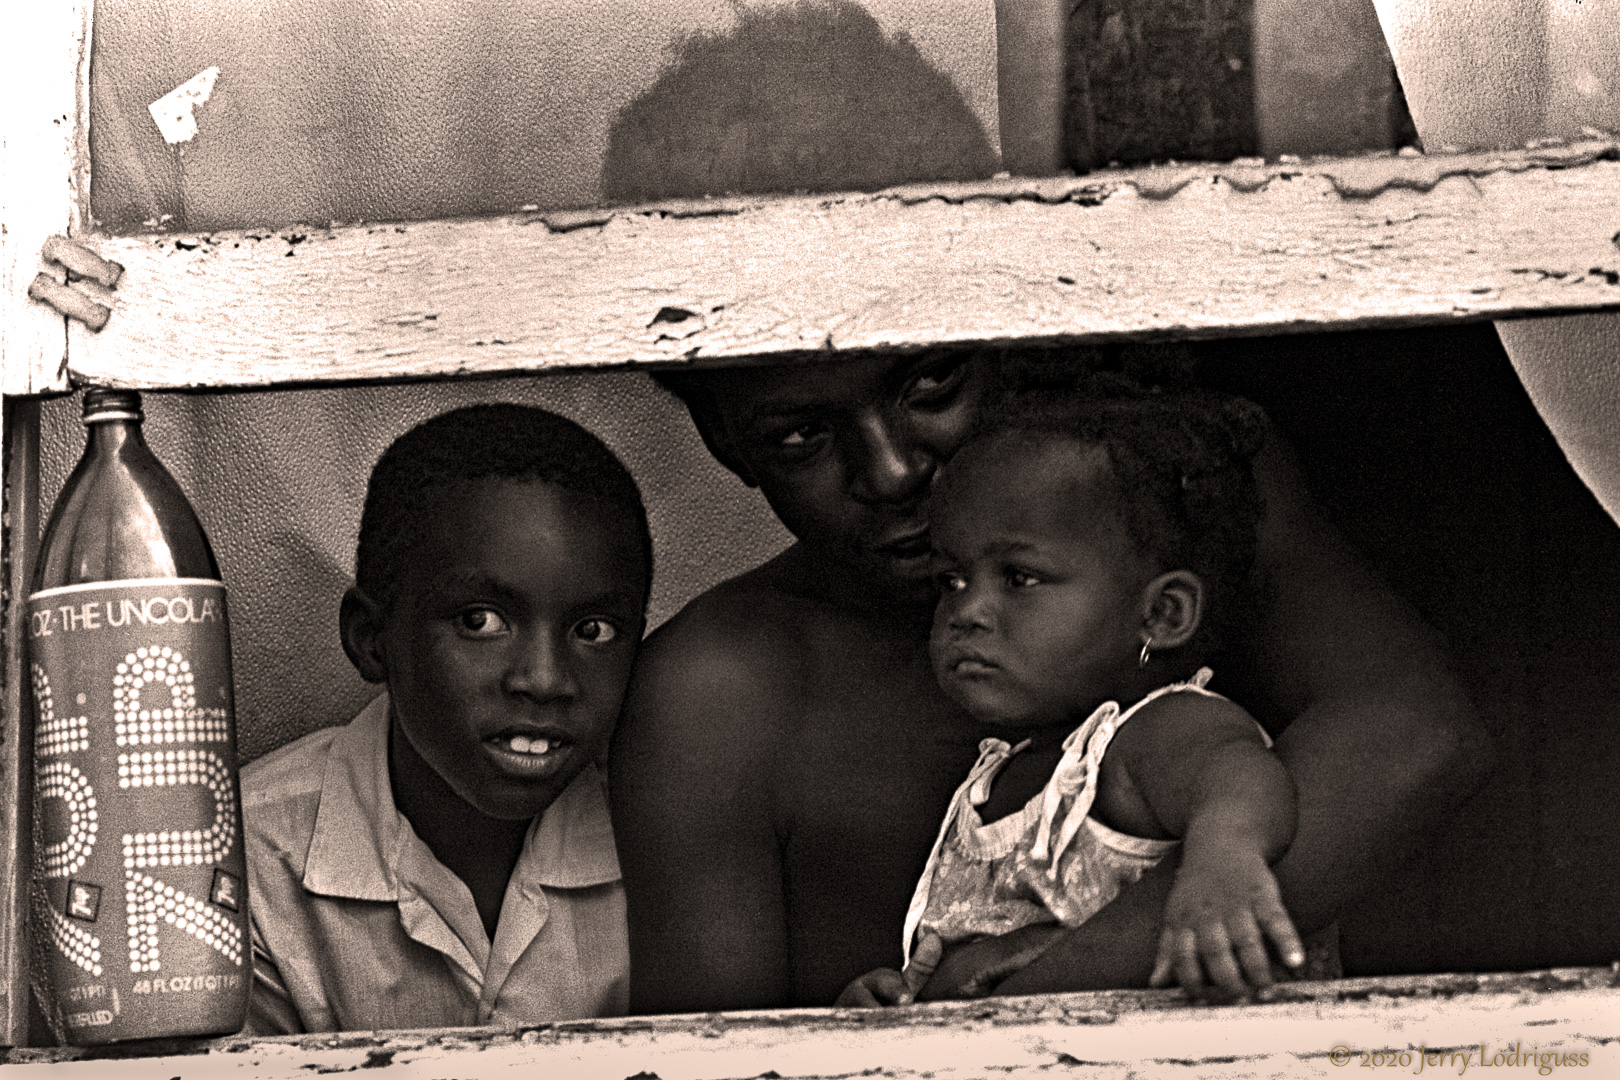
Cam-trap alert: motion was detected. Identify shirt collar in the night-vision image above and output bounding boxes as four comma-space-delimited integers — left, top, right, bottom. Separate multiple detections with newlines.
300, 694, 622, 900
519, 759, 621, 890
302, 694, 405, 901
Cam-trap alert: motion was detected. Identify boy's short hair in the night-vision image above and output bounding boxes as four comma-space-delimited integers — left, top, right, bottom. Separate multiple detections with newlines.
357, 404, 652, 607
973, 375, 1268, 655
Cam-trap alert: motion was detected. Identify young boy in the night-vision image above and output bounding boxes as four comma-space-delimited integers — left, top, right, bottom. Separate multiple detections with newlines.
241, 404, 652, 1033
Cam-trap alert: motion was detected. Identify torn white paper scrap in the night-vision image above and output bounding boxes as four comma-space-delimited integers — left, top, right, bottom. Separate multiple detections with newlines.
148, 67, 220, 144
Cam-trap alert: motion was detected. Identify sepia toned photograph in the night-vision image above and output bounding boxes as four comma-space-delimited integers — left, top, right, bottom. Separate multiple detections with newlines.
3, 0, 1620, 1075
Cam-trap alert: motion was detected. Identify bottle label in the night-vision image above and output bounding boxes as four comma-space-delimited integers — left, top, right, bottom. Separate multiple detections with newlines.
28, 578, 249, 1044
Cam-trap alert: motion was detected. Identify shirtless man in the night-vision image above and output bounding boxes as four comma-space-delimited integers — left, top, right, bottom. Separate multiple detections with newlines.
610, 347, 1491, 1010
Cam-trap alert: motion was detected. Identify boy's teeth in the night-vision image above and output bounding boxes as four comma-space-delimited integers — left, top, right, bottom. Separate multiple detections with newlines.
503, 735, 551, 755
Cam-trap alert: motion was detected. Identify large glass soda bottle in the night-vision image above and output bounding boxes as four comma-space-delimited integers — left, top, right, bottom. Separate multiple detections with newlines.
28, 389, 248, 1044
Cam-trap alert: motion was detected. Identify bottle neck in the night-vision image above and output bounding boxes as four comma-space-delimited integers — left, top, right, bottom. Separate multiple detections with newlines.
36, 406, 220, 588
85, 417, 147, 456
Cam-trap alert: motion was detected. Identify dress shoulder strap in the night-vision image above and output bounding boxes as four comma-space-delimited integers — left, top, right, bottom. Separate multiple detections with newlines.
899, 737, 1022, 969
1115, 665, 1218, 725
1031, 667, 1223, 878
1116, 666, 1270, 747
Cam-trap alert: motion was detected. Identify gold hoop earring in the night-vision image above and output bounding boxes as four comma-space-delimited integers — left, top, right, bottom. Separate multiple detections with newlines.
1139, 638, 1152, 669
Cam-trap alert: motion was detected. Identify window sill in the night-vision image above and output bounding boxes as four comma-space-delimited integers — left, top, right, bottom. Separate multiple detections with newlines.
6, 967, 1617, 1077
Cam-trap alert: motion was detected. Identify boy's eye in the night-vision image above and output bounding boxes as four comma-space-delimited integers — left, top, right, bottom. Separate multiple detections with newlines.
574, 618, 618, 644
936, 571, 967, 592
1005, 569, 1042, 588
457, 607, 510, 637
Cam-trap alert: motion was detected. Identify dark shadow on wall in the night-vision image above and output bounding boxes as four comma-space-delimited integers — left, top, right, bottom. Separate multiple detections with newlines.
1200, 324, 1620, 976
601, 0, 999, 202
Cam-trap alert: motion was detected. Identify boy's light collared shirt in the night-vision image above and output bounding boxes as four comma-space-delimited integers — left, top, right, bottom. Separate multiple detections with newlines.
241, 694, 628, 1033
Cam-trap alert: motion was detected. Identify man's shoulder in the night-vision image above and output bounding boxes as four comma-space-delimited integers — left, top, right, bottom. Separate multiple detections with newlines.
645, 563, 821, 683
625, 564, 823, 750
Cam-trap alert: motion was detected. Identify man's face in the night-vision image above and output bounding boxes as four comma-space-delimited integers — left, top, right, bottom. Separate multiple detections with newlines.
699, 350, 993, 589
929, 436, 1150, 728
372, 478, 648, 821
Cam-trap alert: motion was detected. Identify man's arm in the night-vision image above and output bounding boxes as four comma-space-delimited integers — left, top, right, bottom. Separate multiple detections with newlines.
1224, 421, 1491, 931
988, 422, 1492, 996
610, 598, 796, 1014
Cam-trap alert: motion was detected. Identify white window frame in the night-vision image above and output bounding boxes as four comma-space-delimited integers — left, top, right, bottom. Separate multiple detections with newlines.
4, 0, 1620, 1067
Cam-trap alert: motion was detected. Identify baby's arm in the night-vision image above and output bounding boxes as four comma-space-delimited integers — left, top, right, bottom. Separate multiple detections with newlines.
1104, 691, 1302, 999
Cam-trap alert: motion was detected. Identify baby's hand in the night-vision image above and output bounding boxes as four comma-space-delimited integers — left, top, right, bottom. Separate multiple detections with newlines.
1149, 852, 1305, 1001
834, 933, 943, 1008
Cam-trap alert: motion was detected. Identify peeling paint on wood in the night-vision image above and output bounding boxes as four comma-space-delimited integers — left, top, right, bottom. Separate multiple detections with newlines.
4, 968, 1618, 1077
0, 4, 92, 398
59, 140, 1620, 392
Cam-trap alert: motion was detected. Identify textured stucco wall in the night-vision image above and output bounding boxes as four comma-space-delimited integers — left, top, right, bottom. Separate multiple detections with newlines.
89, 0, 1000, 232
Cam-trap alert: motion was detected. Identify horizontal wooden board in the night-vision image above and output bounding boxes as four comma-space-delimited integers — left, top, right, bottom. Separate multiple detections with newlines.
6, 967, 1619, 1077
48, 138, 1620, 393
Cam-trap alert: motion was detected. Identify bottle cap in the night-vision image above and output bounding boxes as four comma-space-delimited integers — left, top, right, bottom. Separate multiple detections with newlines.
81, 388, 143, 424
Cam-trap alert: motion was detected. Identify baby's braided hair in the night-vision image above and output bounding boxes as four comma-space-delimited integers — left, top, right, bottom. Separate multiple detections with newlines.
975, 373, 1267, 656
